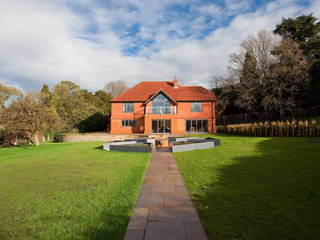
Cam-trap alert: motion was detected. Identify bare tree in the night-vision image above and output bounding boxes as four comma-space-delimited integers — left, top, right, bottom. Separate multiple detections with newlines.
228, 30, 280, 83
228, 30, 280, 112
104, 80, 129, 98
262, 38, 309, 116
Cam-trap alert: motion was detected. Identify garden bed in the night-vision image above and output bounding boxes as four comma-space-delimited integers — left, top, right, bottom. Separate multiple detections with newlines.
110, 143, 152, 152
104, 137, 220, 153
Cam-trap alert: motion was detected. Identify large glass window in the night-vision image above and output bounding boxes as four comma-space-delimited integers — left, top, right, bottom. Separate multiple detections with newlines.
152, 94, 171, 114
191, 102, 202, 112
152, 119, 171, 133
121, 120, 135, 127
186, 120, 208, 132
123, 103, 134, 113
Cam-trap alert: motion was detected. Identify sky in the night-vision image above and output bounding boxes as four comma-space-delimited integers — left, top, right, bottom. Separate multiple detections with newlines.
0, 0, 319, 93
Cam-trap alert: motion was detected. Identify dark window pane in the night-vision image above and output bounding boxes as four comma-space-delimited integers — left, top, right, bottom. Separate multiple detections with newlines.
186, 120, 191, 132
159, 120, 164, 133
165, 120, 171, 133
152, 120, 157, 133
203, 120, 208, 132
191, 120, 197, 132
122, 119, 136, 127
197, 120, 202, 132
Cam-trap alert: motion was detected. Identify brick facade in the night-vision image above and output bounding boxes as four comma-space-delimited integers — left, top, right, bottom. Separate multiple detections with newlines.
110, 79, 216, 135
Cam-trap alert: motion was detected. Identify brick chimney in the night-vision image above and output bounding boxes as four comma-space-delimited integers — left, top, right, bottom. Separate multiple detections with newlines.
173, 76, 178, 88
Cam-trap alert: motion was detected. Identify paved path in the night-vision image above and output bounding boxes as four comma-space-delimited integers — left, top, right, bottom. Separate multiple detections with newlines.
123, 151, 207, 240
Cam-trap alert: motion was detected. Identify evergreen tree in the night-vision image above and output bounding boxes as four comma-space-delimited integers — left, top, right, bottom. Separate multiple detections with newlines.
274, 14, 320, 105
236, 52, 261, 112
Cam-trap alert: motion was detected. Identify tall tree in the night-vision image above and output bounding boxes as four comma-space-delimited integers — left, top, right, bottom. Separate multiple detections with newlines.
235, 52, 261, 112
274, 14, 320, 105
0, 83, 23, 110
262, 38, 309, 115
40, 84, 51, 107
228, 30, 279, 112
94, 90, 112, 115
41, 84, 50, 95
228, 30, 279, 85
51, 81, 103, 131
104, 80, 129, 98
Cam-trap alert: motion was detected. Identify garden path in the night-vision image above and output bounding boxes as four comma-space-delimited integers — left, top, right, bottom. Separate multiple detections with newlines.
123, 151, 207, 240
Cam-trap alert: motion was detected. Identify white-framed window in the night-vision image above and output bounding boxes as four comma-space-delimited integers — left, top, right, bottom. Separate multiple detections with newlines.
121, 120, 136, 127
191, 102, 202, 112
123, 103, 134, 113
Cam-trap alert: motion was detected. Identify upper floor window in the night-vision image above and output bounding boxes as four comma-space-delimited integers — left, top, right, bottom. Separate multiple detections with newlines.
191, 102, 202, 112
123, 103, 134, 113
152, 94, 171, 114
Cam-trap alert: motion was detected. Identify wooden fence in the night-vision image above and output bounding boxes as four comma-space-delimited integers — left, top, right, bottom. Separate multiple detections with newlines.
216, 106, 320, 125
217, 120, 320, 137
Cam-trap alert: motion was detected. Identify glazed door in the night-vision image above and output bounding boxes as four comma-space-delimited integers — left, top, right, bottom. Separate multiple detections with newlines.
151, 120, 171, 133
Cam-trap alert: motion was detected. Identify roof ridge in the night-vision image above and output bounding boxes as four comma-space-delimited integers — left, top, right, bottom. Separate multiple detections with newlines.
111, 80, 216, 102
139, 81, 172, 83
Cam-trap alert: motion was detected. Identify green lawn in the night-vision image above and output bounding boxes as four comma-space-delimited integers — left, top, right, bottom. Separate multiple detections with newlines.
174, 135, 320, 240
0, 142, 151, 240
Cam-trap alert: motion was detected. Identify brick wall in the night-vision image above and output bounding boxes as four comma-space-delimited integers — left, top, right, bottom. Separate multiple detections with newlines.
110, 101, 216, 135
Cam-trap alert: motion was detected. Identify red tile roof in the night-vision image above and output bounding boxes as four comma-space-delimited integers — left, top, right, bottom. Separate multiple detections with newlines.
111, 81, 216, 102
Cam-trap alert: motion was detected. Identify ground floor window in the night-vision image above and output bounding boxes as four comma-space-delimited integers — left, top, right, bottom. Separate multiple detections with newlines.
152, 119, 171, 133
186, 119, 208, 132
122, 120, 136, 127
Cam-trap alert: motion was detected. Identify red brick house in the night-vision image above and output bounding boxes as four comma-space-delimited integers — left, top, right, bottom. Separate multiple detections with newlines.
110, 77, 216, 135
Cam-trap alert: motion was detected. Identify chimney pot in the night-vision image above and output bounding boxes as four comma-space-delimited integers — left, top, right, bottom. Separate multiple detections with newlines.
173, 76, 178, 88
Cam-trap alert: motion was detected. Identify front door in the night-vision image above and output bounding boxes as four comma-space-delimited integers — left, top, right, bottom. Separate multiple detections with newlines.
152, 119, 171, 133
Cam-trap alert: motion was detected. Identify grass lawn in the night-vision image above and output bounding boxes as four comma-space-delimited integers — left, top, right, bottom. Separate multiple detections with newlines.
174, 135, 320, 240
0, 142, 151, 240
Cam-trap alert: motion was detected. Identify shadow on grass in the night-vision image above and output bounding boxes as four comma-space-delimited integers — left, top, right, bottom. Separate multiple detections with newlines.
195, 138, 320, 240
81, 210, 130, 240
94, 145, 104, 151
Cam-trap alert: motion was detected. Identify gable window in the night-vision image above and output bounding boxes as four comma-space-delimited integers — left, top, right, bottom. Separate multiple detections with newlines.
121, 120, 135, 127
191, 102, 202, 112
152, 93, 171, 114
123, 103, 134, 113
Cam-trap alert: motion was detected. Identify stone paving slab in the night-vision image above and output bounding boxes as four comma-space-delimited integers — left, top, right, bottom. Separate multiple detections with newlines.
123, 151, 207, 240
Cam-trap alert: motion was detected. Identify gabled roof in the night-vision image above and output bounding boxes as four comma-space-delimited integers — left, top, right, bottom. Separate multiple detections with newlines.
111, 81, 216, 102
144, 89, 177, 105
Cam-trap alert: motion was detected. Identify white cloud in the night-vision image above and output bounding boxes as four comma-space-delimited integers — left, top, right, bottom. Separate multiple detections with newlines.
0, 0, 319, 92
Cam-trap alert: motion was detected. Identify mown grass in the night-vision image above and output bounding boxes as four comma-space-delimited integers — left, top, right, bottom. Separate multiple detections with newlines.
174, 135, 320, 240
0, 142, 151, 240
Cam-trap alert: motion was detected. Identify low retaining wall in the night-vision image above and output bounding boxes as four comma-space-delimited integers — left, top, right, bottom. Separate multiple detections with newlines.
103, 141, 137, 151
58, 133, 147, 142
110, 145, 152, 153
172, 141, 214, 152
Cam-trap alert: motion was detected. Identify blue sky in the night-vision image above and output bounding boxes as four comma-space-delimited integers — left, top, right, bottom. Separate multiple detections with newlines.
0, 0, 319, 92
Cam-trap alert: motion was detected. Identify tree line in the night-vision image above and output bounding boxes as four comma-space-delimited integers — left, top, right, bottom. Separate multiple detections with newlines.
0, 80, 128, 146
213, 14, 320, 118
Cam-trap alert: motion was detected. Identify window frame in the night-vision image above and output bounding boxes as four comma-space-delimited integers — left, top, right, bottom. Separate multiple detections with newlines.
121, 120, 136, 127
151, 93, 171, 114
191, 102, 202, 112
185, 119, 208, 132
123, 103, 134, 113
